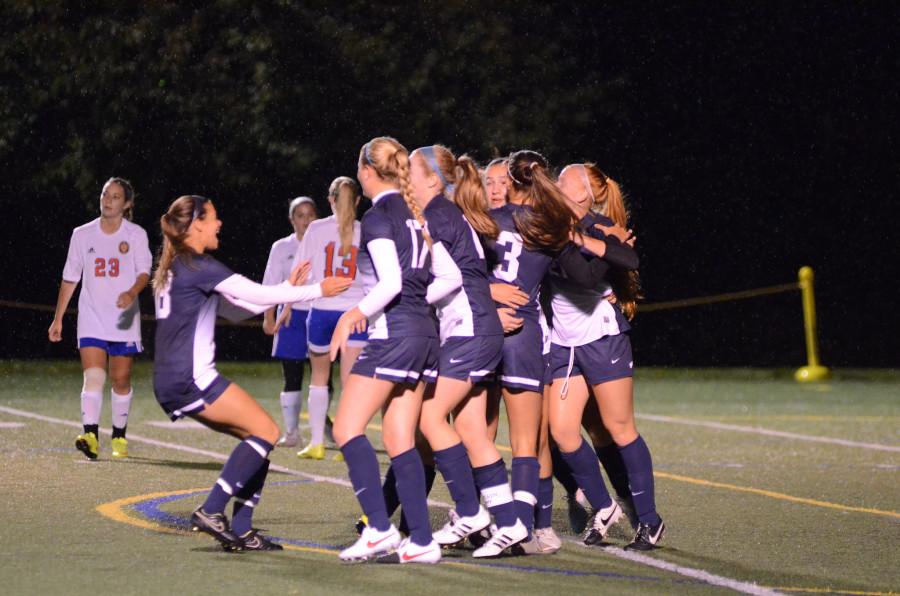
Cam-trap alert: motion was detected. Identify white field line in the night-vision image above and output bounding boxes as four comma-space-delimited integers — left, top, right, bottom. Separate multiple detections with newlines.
0, 422, 26, 428
566, 538, 782, 596
637, 414, 899, 452
0, 405, 447, 506
5, 404, 784, 593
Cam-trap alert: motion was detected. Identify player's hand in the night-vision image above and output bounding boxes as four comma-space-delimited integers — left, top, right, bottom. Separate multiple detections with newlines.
491, 283, 529, 308
289, 261, 312, 286
595, 223, 635, 247
272, 306, 292, 334
321, 276, 353, 297
48, 319, 63, 342
330, 307, 366, 361
116, 291, 135, 309
351, 318, 368, 334
497, 307, 524, 333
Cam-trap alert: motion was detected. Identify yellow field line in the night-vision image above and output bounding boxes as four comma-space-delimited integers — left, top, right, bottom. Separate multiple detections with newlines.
495, 445, 899, 519
96, 489, 338, 556
654, 471, 899, 519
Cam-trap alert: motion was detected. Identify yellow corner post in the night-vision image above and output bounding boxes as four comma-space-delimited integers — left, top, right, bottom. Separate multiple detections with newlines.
794, 266, 830, 382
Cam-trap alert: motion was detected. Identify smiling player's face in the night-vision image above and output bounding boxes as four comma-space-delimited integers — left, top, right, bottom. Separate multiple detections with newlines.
484, 163, 509, 209
193, 201, 222, 251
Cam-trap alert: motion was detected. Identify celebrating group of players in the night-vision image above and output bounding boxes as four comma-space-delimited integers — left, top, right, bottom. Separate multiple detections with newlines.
50, 137, 664, 562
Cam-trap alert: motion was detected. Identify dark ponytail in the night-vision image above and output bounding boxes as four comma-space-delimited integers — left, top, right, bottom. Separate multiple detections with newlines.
507, 150, 575, 252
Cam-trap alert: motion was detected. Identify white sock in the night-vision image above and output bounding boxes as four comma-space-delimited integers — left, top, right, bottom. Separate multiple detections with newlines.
307, 385, 330, 446
80, 391, 102, 427
111, 388, 132, 430
280, 391, 302, 434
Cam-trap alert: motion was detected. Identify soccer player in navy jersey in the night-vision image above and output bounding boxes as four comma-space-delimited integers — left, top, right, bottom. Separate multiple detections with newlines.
480, 150, 577, 555
152, 195, 351, 551
549, 164, 665, 550
405, 145, 531, 556
329, 137, 459, 564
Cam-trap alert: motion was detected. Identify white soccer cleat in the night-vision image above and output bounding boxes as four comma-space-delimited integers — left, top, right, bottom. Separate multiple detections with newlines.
277, 428, 301, 448
432, 506, 491, 546
339, 524, 401, 561
583, 500, 623, 545
531, 527, 562, 554
472, 519, 528, 558
376, 537, 442, 564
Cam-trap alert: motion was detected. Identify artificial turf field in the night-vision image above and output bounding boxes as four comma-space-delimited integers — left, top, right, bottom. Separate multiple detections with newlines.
0, 361, 896, 595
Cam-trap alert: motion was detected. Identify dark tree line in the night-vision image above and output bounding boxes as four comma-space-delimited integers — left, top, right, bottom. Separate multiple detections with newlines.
1, 2, 896, 365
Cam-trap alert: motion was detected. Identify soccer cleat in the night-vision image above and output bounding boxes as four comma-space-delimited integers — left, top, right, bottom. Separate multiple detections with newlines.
472, 519, 528, 558
237, 529, 284, 551
190, 507, 244, 551
277, 428, 301, 448
111, 437, 129, 459
297, 443, 325, 460
583, 500, 623, 546
514, 527, 562, 555
565, 488, 589, 534
75, 432, 99, 460
339, 523, 401, 561
625, 517, 665, 551
332, 452, 345, 462
376, 537, 442, 564
433, 506, 491, 546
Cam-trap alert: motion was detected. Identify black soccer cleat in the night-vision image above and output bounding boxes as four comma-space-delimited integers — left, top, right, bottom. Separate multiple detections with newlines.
236, 529, 283, 551
625, 517, 665, 551
583, 500, 622, 546
190, 507, 245, 551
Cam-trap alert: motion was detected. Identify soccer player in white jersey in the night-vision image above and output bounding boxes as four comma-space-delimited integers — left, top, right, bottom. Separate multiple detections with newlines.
262, 196, 317, 447
49, 177, 152, 460
152, 195, 351, 551
291, 177, 367, 460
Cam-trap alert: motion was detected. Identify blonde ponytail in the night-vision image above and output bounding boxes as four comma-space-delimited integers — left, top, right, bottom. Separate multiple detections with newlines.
329, 176, 359, 253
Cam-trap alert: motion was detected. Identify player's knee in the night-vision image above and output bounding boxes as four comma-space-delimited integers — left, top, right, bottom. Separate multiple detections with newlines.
82, 367, 106, 394
550, 426, 580, 453
258, 420, 280, 445
609, 425, 638, 447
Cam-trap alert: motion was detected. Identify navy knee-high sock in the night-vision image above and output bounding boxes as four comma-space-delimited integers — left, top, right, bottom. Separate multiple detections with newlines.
232, 459, 270, 535
595, 443, 632, 504
434, 443, 480, 517
534, 476, 554, 529
551, 445, 579, 495
618, 435, 661, 525
391, 448, 432, 547
511, 456, 540, 537
203, 436, 273, 515
382, 464, 401, 517
341, 435, 390, 531
472, 459, 517, 528
559, 439, 613, 511
395, 463, 435, 534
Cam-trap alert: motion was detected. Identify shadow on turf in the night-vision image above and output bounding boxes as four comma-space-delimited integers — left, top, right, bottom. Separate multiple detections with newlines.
117, 456, 224, 472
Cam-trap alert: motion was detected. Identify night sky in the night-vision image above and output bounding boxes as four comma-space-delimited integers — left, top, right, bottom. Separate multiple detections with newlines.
1, 3, 896, 367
